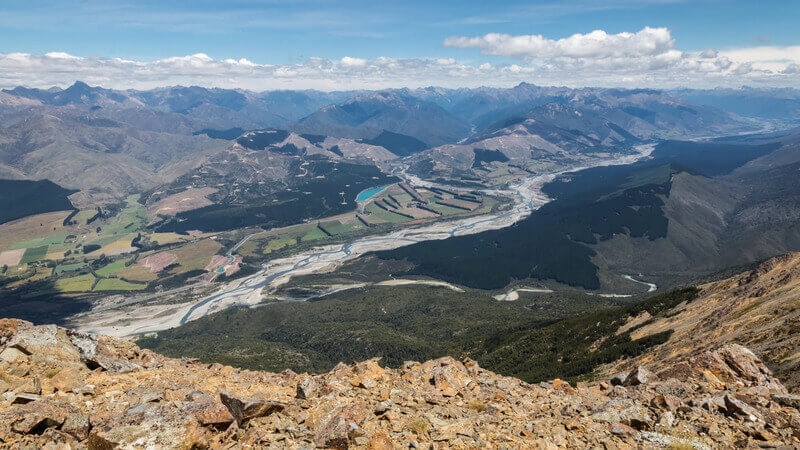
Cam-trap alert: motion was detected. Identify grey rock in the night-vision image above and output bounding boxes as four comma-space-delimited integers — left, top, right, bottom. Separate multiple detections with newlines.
724, 394, 763, 423
623, 366, 657, 386
610, 373, 627, 386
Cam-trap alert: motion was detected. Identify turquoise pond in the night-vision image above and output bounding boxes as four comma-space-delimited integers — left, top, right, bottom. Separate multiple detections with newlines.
355, 185, 392, 202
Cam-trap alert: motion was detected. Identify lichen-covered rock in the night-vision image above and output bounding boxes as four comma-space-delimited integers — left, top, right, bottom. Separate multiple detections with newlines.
0, 399, 89, 440
184, 393, 234, 428
622, 365, 657, 386
48, 367, 85, 393
313, 400, 367, 448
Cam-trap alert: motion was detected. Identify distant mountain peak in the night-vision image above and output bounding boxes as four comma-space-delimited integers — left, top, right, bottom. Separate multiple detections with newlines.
69, 80, 91, 89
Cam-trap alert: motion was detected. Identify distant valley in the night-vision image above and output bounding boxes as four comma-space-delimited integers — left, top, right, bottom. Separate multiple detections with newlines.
1, 81, 799, 352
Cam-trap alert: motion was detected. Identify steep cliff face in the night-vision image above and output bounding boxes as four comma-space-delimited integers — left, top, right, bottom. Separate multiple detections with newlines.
602, 252, 800, 392
0, 318, 799, 448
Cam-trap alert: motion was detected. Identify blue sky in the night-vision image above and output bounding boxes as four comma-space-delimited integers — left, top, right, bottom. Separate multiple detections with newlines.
1, 0, 796, 61
1, 0, 799, 89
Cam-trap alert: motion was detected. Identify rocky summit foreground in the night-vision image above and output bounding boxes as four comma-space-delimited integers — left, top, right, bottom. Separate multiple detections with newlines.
0, 319, 798, 449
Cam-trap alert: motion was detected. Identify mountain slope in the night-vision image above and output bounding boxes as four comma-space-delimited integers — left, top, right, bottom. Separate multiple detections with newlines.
291, 90, 471, 147
133, 87, 357, 129
601, 252, 800, 391
145, 130, 399, 233
672, 87, 800, 123
0, 111, 228, 206
2, 82, 358, 129
592, 132, 800, 288
380, 132, 798, 292
408, 89, 750, 184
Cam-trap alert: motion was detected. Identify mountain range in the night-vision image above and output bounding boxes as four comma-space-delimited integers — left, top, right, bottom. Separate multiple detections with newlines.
2, 81, 781, 206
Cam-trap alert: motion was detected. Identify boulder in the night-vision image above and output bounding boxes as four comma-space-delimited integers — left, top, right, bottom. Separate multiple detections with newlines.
15, 377, 41, 395
184, 394, 235, 428
0, 346, 27, 362
49, 367, 85, 393
83, 354, 140, 373
86, 431, 120, 450
650, 394, 679, 411
62, 413, 91, 441
220, 392, 286, 425
591, 399, 654, 430
11, 393, 41, 404
0, 318, 28, 342
610, 373, 627, 386
424, 357, 472, 397
313, 401, 367, 449
1, 400, 89, 440
5, 324, 83, 365
609, 423, 636, 436
772, 394, 800, 410
657, 410, 675, 428
68, 329, 140, 373
675, 344, 788, 394
296, 376, 319, 399
552, 378, 577, 394
724, 394, 763, 423
367, 431, 395, 449
432, 420, 474, 441
353, 358, 384, 389
622, 366, 657, 386
717, 345, 772, 383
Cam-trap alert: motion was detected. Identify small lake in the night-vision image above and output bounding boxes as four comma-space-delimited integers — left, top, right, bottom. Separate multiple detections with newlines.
356, 184, 392, 202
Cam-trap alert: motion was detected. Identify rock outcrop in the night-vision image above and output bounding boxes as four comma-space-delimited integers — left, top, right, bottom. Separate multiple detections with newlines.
603, 251, 800, 392
1, 319, 799, 448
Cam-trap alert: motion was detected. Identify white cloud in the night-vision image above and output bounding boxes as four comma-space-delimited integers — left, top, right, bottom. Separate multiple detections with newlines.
1, 30, 799, 91
719, 45, 800, 72
443, 27, 674, 59
699, 49, 719, 59
782, 64, 800, 75
340, 57, 367, 67
44, 51, 83, 60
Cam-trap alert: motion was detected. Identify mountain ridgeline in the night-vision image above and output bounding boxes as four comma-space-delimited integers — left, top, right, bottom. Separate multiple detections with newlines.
0, 81, 774, 207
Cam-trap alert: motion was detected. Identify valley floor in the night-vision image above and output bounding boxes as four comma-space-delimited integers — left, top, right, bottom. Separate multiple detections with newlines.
71, 145, 656, 337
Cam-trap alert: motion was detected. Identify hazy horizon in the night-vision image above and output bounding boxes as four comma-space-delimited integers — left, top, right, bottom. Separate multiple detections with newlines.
5, 79, 800, 94
1, 1, 798, 90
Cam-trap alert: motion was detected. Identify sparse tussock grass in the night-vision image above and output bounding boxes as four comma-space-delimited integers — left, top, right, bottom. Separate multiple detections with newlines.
468, 400, 487, 412
405, 416, 430, 436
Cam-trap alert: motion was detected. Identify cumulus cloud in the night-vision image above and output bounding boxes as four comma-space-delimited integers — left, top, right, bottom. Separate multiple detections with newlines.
1, 29, 799, 91
340, 57, 367, 67
719, 45, 800, 72
439, 27, 800, 89
443, 27, 674, 59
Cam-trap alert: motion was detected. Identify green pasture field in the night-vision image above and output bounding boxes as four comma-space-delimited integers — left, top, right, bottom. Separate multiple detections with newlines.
54, 262, 86, 275
9, 234, 66, 250
95, 259, 129, 277
54, 274, 96, 292
94, 278, 147, 291
20, 245, 49, 264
